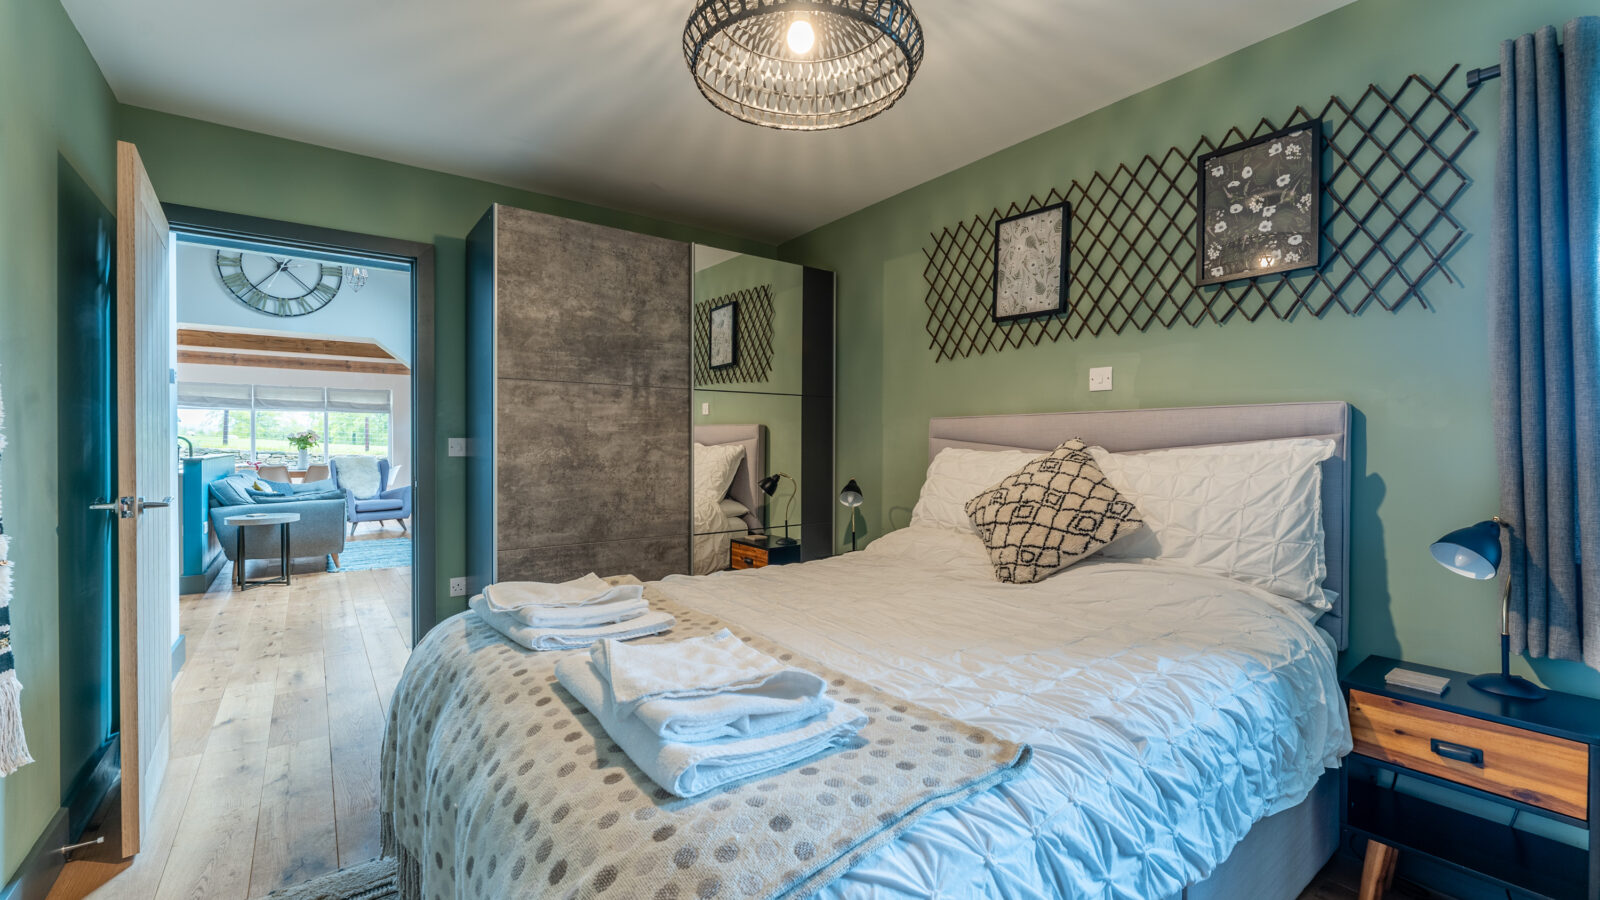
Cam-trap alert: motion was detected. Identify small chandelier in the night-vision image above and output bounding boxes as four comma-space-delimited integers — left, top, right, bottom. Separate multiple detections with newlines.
683, 0, 926, 131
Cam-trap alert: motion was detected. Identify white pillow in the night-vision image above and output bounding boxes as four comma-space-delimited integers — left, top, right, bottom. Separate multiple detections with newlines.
718, 498, 750, 518
693, 442, 745, 504
1089, 438, 1335, 608
910, 447, 1046, 535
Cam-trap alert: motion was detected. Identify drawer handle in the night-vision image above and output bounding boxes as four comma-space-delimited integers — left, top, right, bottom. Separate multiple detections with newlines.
1430, 738, 1483, 767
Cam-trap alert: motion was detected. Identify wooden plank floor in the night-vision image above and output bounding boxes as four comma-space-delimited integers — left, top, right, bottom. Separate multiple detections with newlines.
52, 524, 413, 900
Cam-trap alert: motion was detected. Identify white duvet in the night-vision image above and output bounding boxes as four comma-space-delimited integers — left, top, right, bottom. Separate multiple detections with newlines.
658, 524, 1350, 900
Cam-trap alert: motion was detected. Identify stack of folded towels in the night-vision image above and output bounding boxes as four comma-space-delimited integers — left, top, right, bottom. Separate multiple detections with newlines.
468, 573, 676, 650
556, 629, 867, 797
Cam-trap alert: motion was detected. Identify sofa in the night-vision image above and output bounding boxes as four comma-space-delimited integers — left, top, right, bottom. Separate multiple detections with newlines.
207, 474, 349, 570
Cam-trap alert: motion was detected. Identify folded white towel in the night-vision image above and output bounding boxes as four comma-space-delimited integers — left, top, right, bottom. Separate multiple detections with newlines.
628, 679, 834, 744
509, 596, 648, 629
556, 655, 866, 797
482, 573, 644, 613
593, 628, 823, 715
469, 595, 674, 651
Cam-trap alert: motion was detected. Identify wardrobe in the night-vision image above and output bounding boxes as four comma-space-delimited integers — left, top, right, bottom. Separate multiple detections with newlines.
465, 204, 835, 588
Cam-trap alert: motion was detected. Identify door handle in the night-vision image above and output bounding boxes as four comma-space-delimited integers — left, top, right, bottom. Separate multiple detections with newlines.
138, 497, 173, 513
91, 497, 135, 518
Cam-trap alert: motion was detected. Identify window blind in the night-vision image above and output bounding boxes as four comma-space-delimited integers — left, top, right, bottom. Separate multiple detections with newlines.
175, 381, 252, 409
327, 387, 391, 413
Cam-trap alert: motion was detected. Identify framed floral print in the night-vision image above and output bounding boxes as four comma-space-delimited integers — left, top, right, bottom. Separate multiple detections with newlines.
992, 201, 1070, 323
709, 300, 738, 369
1196, 122, 1321, 286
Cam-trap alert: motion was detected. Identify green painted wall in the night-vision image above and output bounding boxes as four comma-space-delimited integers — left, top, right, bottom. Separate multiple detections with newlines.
0, 0, 118, 882
116, 107, 776, 627
779, 0, 1600, 697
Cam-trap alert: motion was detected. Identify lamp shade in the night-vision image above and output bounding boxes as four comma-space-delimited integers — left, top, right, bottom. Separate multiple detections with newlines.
758, 474, 782, 496
839, 479, 863, 508
1429, 519, 1502, 580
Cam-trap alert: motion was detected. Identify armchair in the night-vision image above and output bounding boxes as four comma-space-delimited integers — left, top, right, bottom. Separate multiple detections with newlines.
330, 457, 412, 535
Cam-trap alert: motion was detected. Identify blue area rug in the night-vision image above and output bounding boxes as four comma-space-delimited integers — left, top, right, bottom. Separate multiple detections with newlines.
328, 538, 412, 573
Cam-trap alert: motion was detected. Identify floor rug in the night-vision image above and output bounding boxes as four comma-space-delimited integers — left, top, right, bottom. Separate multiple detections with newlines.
266, 858, 397, 900
327, 538, 412, 573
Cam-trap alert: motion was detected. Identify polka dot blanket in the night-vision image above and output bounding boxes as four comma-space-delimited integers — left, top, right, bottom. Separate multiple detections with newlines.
380, 583, 1031, 900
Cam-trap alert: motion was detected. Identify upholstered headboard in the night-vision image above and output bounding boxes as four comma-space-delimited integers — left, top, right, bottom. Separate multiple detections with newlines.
928, 401, 1351, 651
695, 424, 766, 531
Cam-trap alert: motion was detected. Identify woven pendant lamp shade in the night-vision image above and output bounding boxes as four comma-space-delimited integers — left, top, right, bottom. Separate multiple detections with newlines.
683, 0, 925, 131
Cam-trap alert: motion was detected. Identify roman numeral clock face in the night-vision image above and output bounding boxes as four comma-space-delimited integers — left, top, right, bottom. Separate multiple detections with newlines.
215, 250, 343, 317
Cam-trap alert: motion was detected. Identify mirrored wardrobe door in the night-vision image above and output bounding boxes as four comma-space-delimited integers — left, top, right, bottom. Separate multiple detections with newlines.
690, 245, 833, 574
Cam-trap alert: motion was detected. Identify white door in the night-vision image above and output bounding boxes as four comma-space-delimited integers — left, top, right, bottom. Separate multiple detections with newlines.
112, 140, 175, 857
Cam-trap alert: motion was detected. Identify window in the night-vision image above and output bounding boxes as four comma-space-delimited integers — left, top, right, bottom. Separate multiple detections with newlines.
176, 381, 393, 465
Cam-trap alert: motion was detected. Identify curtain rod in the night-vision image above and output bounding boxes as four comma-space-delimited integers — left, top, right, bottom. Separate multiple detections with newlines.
1466, 64, 1501, 88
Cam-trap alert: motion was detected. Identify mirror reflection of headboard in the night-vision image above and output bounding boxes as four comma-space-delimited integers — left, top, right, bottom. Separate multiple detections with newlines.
694, 424, 766, 531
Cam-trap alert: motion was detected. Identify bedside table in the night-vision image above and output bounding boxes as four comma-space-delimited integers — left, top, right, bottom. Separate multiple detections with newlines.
730, 534, 801, 570
1341, 655, 1600, 900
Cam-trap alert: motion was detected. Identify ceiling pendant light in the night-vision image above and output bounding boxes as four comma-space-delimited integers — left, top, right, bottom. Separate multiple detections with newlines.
683, 0, 926, 131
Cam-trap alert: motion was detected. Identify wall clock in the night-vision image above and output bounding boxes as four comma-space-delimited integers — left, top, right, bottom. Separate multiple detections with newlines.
215, 250, 343, 317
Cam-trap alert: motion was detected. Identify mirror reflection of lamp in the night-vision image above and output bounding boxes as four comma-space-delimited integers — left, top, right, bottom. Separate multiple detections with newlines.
758, 473, 799, 546
839, 479, 864, 552
1257, 249, 1282, 270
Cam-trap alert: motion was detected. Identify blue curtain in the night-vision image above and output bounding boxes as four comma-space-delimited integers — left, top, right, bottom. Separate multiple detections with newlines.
1490, 18, 1600, 666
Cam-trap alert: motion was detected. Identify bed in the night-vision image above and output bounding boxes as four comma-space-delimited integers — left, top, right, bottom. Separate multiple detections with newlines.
693, 424, 765, 574
382, 402, 1352, 899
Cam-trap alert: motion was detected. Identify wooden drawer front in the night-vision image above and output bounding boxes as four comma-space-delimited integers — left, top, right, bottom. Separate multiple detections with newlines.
730, 545, 767, 569
1348, 690, 1589, 818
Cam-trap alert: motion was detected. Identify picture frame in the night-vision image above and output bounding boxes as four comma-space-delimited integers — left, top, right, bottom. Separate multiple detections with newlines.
708, 300, 738, 369
992, 201, 1070, 323
1196, 121, 1321, 286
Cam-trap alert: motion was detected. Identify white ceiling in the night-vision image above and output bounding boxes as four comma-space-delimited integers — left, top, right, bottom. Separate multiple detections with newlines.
63, 0, 1353, 245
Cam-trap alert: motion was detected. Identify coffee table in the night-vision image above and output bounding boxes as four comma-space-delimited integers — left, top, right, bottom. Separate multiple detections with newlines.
224, 511, 301, 591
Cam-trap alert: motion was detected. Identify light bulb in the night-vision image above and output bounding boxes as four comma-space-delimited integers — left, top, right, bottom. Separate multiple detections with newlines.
787, 18, 815, 55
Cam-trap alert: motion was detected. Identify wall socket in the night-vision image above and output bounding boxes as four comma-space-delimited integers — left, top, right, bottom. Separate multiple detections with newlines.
449, 576, 467, 597
447, 437, 468, 457
1088, 366, 1114, 392
701, 402, 710, 415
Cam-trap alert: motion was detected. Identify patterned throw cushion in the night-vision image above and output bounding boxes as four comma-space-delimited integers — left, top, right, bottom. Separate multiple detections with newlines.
964, 439, 1144, 584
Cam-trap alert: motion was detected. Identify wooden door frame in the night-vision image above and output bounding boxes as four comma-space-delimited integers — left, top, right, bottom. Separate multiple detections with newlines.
160, 204, 438, 643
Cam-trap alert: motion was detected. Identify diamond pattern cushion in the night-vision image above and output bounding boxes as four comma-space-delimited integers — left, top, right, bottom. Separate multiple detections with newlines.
964, 439, 1143, 584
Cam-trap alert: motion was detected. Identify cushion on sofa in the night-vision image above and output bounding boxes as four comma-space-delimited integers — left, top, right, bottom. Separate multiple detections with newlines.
209, 476, 254, 507
354, 497, 405, 513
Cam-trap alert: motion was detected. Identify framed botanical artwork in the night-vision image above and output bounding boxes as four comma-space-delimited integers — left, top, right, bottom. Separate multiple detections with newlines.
1196, 121, 1321, 286
708, 300, 738, 369
992, 201, 1070, 323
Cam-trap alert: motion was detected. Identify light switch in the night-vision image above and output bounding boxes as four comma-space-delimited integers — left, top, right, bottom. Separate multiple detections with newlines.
701, 402, 710, 415
447, 437, 467, 457
1088, 367, 1113, 392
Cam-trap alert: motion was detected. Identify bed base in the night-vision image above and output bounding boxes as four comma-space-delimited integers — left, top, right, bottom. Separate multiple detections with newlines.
1163, 770, 1340, 900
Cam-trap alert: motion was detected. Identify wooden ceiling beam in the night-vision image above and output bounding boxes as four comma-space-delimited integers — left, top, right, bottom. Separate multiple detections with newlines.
177, 349, 409, 376
176, 328, 398, 361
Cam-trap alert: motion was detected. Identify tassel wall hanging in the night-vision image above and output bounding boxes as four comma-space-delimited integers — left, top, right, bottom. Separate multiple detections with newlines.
0, 367, 34, 775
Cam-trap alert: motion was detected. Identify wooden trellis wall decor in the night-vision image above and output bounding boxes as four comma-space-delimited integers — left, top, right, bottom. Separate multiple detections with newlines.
694, 284, 775, 385
923, 66, 1481, 361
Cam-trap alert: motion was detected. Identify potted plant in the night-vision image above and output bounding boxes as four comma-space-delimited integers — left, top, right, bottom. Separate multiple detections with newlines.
286, 430, 320, 470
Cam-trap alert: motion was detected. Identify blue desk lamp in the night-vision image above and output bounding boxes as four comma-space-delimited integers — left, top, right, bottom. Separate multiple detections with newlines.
1429, 517, 1546, 700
